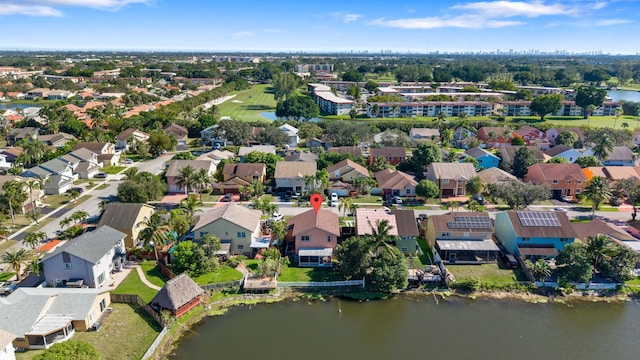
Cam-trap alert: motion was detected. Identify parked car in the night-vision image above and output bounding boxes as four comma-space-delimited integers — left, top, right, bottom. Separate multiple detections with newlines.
94, 173, 107, 179
223, 193, 233, 202
472, 194, 485, 204
67, 187, 84, 195
503, 254, 519, 268
331, 193, 338, 202
0, 282, 17, 295
609, 197, 622, 206
393, 196, 402, 204
270, 212, 284, 222
553, 207, 568, 212
560, 194, 570, 202
123, 159, 134, 165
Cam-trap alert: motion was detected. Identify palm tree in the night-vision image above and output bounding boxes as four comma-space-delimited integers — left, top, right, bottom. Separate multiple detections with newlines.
21, 138, 48, 166
137, 213, 172, 261
338, 197, 352, 217
194, 168, 211, 203
465, 176, 483, 196
71, 210, 89, 225
367, 219, 396, 255
614, 107, 623, 129
175, 165, 196, 195
586, 104, 597, 127
436, 112, 447, 131
25, 179, 41, 225
1, 180, 27, 228
391, 104, 400, 118
583, 176, 612, 218
23, 231, 47, 250
591, 134, 614, 161
621, 122, 629, 129
303, 175, 316, 196
60, 217, 72, 229
527, 259, 551, 281
180, 195, 200, 220
1, 248, 31, 281
586, 234, 617, 275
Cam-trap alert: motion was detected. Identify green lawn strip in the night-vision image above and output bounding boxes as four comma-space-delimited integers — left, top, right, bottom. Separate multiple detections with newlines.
112, 270, 159, 304
63, 195, 91, 209
43, 194, 70, 208
277, 266, 345, 282
101, 166, 126, 174
624, 277, 640, 286
192, 266, 244, 285
447, 264, 524, 285
0, 271, 15, 281
125, 154, 152, 162
94, 184, 110, 191
243, 259, 261, 273
416, 238, 433, 265
138, 261, 168, 288
353, 195, 383, 204
217, 84, 277, 122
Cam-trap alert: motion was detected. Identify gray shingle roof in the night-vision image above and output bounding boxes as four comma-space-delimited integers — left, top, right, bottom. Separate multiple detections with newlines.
41, 225, 126, 264
465, 146, 496, 159
98, 203, 154, 232
192, 203, 261, 232
165, 160, 213, 177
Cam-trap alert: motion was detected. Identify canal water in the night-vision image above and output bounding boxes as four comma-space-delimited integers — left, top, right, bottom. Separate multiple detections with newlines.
607, 90, 640, 103
169, 296, 640, 360
0, 103, 40, 110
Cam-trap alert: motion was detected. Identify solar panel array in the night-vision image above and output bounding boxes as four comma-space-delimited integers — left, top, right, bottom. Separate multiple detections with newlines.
447, 216, 492, 229
517, 211, 561, 227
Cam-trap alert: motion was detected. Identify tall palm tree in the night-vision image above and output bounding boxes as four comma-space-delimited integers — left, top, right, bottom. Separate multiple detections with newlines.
338, 197, 352, 217
586, 104, 597, 127
591, 134, 614, 161
367, 219, 396, 255
60, 217, 72, 229
1, 248, 31, 281
25, 179, 41, 225
194, 168, 211, 203
391, 104, 400, 118
175, 165, 196, 195
613, 107, 623, 129
24, 231, 47, 250
21, 138, 48, 166
303, 175, 316, 196
436, 112, 447, 131
586, 234, 617, 275
71, 210, 89, 225
1, 180, 27, 228
137, 213, 172, 261
583, 176, 612, 218
180, 195, 200, 220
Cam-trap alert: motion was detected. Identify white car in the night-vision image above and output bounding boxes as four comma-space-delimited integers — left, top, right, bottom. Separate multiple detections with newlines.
553, 207, 568, 212
331, 193, 338, 202
271, 212, 284, 222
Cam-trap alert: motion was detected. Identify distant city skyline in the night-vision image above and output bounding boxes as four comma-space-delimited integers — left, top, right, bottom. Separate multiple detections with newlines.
0, 0, 638, 54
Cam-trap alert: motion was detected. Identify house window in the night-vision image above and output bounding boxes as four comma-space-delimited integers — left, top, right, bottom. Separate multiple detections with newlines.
199, 232, 208, 238
253, 175, 259, 180
97, 272, 105, 285
576, 189, 581, 194
522, 237, 530, 242
401, 247, 408, 253
301, 235, 310, 242
65, 262, 72, 269
552, 180, 558, 184
566, 180, 571, 184
441, 232, 450, 237
577, 181, 582, 185
237, 232, 246, 238
237, 245, 244, 250
406, 188, 411, 194
560, 238, 570, 242
442, 179, 450, 184
327, 236, 331, 242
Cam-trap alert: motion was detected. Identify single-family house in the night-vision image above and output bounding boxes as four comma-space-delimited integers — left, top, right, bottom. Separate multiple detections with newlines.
546, 127, 585, 146
72, 142, 119, 166
514, 126, 546, 146
572, 219, 637, 245
495, 210, 577, 259
47, 90, 74, 100
37, 133, 76, 148
0, 329, 15, 360
409, 128, 440, 142
498, 146, 550, 167
222, 163, 266, 183
286, 209, 340, 267
283, 152, 319, 163
97, 203, 155, 248
237, 145, 277, 161
544, 145, 582, 163
327, 146, 362, 158
477, 126, 513, 148
0, 153, 12, 172
0, 176, 43, 213
327, 159, 370, 183
25, 88, 50, 99
426, 212, 500, 263
21, 158, 74, 195
200, 125, 227, 148
424, 162, 477, 198
0, 288, 111, 350
279, 124, 300, 148
465, 147, 499, 169
373, 169, 418, 196
476, 167, 519, 187
151, 274, 204, 318
115, 128, 150, 150
369, 147, 407, 166
166, 160, 216, 193
163, 123, 189, 150
584, 166, 640, 186
306, 137, 333, 150
355, 208, 398, 237
452, 127, 476, 149
41, 225, 126, 288
7, 127, 38, 145
191, 203, 262, 256
60, 148, 101, 179
525, 163, 587, 199
274, 161, 317, 193
390, 209, 420, 254
197, 149, 235, 162
0, 147, 22, 166
583, 146, 635, 167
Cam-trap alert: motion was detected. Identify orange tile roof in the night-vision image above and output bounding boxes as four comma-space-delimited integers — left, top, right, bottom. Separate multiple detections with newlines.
38, 240, 63, 252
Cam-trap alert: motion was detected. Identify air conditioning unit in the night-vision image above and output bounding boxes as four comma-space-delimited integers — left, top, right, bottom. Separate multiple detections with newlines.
92, 322, 101, 332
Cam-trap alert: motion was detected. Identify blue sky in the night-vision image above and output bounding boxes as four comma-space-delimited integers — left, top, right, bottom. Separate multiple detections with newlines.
0, 0, 638, 53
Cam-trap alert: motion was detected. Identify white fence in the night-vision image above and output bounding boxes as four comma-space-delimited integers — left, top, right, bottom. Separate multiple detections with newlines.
141, 326, 168, 360
535, 281, 621, 290
277, 278, 365, 288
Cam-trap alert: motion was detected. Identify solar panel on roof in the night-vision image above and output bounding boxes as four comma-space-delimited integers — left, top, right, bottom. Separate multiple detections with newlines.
517, 211, 561, 227
447, 216, 492, 229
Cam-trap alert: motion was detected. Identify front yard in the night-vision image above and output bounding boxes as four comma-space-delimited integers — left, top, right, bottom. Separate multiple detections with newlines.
16, 303, 162, 360
447, 264, 527, 287
101, 165, 126, 174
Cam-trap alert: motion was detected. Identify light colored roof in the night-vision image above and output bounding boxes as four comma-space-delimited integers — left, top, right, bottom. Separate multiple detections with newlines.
116, 127, 149, 141
465, 146, 498, 159
355, 208, 398, 236
238, 145, 276, 156
410, 128, 440, 138
284, 152, 319, 162
391, 209, 419, 237
73, 142, 110, 153
504, 210, 577, 238
192, 203, 261, 232
151, 273, 204, 312
163, 123, 188, 135
274, 161, 316, 179
41, 225, 126, 264
606, 146, 634, 161
165, 160, 213, 177
477, 167, 518, 184
370, 147, 406, 159
287, 209, 340, 237
602, 166, 640, 181
278, 124, 298, 135
98, 203, 154, 232
326, 159, 370, 179
0, 329, 15, 350
436, 239, 500, 251
375, 169, 417, 189
426, 162, 477, 180
222, 163, 266, 178
299, 248, 333, 257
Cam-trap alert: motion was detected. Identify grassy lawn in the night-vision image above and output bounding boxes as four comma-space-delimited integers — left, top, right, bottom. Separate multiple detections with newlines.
0, 271, 15, 281
0, 214, 35, 229
95, 184, 110, 191
217, 84, 277, 122
112, 270, 159, 304
101, 166, 126, 174
15, 303, 162, 360
200, 193, 221, 203
353, 195, 383, 204
447, 264, 527, 285
416, 237, 433, 265
125, 154, 152, 162
139, 261, 168, 288
192, 266, 243, 285
43, 194, 70, 208
278, 266, 345, 282
244, 259, 261, 273
0, 239, 17, 253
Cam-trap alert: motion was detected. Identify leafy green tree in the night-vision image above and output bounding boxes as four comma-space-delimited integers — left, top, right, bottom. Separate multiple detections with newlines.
554, 131, 578, 148
530, 94, 563, 120
364, 80, 379, 93
575, 156, 602, 168
342, 69, 364, 82
346, 85, 361, 100
297, 122, 323, 140
525, 259, 551, 282
416, 179, 439, 199
547, 157, 568, 164
556, 242, 593, 283
33, 340, 100, 360
1, 248, 31, 281
168, 209, 192, 239
272, 72, 299, 101
411, 142, 441, 172
336, 236, 372, 279
1, 180, 28, 228
218, 119, 251, 145
368, 246, 408, 293
583, 176, 611, 218
512, 147, 538, 179
369, 156, 393, 173
465, 176, 483, 196
275, 95, 320, 121
148, 131, 175, 155
323, 121, 371, 146
244, 151, 282, 178
486, 181, 550, 209
258, 126, 289, 147
173, 152, 196, 160
575, 85, 607, 119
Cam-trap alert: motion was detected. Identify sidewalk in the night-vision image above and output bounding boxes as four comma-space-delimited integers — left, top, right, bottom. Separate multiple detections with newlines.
131, 264, 162, 291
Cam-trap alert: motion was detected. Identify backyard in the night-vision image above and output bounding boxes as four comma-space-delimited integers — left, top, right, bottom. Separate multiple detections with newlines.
138, 261, 168, 288
15, 303, 162, 360
217, 84, 277, 122
447, 263, 527, 287
192, 266, 244, 285
112, 270, 159, 303
278, 266, 346, 282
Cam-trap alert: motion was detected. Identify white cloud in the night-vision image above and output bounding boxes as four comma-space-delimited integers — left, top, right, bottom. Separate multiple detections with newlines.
594, 18, 631, 26
331, 11, 362, 23
0, 0, 150, 16
0, 4, 61, 16
371, 1, 620, 30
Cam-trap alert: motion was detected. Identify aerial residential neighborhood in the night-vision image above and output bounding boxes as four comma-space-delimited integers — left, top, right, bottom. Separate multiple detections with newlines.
2, 1, 640, 356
